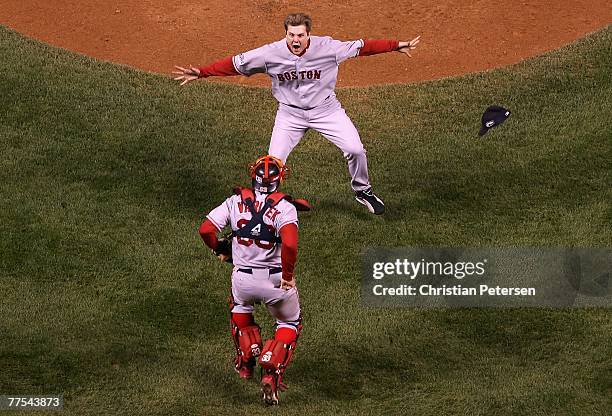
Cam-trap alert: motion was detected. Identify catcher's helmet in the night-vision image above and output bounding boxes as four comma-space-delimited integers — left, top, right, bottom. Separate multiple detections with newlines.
249, 155, 289, 193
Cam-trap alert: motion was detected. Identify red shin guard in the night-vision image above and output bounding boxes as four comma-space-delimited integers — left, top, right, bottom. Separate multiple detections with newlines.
230, 313, 262, 373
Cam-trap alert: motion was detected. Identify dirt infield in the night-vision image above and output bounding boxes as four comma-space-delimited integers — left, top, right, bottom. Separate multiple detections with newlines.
1, 1, 610, 87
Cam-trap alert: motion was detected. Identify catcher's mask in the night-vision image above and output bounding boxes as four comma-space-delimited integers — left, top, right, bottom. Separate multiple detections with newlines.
249, 155, 289, 193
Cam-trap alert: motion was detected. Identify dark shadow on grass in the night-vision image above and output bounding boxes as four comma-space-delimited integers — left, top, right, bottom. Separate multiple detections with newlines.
0, 326, 163, 393
124, 286, 226, 339
195, 362, 258, 405
315, 198, 382, 221
291, 335, 421, 402
432, 309, 588, 358
0, 331, 76, 391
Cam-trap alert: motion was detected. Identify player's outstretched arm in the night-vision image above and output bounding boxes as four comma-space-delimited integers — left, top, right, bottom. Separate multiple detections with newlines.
357, 36, 420, 58
173, 56, 240, 86
397, 35, 421, 58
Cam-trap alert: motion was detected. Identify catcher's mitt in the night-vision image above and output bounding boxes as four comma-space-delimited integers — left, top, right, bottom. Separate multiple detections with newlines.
213, 237, 233, 264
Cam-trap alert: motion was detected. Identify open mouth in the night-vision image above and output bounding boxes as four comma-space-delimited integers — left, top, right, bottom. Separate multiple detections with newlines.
292, 43, 301, 50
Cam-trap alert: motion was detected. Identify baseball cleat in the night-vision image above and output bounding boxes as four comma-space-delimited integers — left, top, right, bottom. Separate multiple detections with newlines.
261, 374, 279, 405
236, 365, 254, 379
234, 358, 255, 380
355, 188, 385, 215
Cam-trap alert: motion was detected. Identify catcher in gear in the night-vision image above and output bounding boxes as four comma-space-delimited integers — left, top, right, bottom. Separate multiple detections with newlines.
199, 155, 310, 405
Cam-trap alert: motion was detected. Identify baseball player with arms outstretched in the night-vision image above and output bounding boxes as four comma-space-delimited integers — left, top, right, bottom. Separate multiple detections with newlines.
199, 155, 310, 405
175, 13, 420, 215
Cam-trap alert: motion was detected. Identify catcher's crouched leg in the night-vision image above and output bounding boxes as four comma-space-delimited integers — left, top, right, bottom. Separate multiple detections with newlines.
230, 313, 262, 380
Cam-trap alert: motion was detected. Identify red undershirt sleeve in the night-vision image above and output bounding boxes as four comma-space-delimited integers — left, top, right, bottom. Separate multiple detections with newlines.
199, 219, 220, 250
358, 39, 400, 56
279, 223, 298, 282
198, 56, 240, 78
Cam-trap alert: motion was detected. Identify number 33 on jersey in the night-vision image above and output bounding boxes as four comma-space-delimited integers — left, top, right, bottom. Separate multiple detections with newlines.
206, 191, 298, 269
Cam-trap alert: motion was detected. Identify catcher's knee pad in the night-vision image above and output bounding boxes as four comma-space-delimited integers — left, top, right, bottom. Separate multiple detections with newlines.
233, 325, 263, 363
258, 338, 296, 373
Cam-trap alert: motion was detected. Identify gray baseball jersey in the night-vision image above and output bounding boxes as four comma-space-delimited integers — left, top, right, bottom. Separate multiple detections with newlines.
206, 192, 298, 268
208, 192, 301, 327
232, 36, 364, 109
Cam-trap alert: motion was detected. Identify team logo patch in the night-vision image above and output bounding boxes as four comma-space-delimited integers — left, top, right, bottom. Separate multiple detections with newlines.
251, 224, 262, 236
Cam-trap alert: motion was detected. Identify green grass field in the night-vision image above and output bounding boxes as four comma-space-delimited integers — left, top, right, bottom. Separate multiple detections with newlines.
1, 24, 611, 415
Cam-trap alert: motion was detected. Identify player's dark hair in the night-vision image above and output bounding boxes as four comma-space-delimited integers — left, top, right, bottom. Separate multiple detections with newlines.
284, 13, 312, 33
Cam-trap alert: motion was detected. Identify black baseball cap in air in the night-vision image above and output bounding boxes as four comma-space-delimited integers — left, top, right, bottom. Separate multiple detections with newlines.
479, 105, 511, 136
